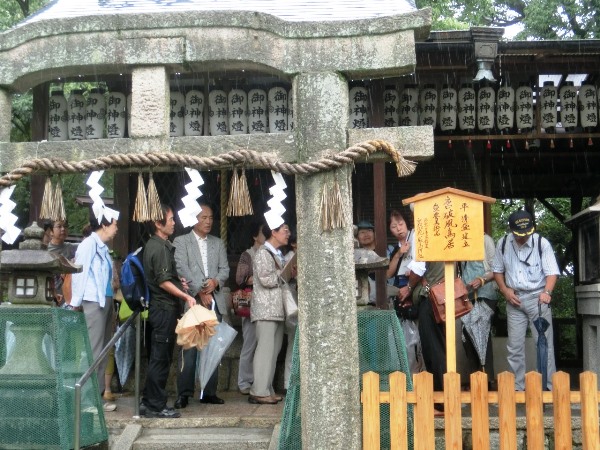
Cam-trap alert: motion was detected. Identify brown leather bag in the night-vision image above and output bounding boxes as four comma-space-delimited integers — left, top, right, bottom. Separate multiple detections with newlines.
424, 277, 472, 324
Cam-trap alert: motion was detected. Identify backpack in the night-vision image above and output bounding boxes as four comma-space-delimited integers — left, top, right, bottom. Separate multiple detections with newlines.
500, 233, 542, 259
120, 247, 149, 312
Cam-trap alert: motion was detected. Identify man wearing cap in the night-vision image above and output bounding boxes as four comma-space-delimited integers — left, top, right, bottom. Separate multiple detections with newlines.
492, 209, 560, 390
356, 220, 376, 250
356, 220, 377, 303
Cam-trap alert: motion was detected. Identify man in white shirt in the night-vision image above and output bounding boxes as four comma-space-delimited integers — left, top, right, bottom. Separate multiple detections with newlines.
492, 209, 560, 390
173, 203, 230, 407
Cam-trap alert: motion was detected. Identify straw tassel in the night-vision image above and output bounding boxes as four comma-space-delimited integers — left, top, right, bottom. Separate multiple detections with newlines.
319, 174, 346, 232
39, 177, 54, 220
53, 177, 66, 221
146, 173, 163, 221
227, 169, 254, 217
133, 173, 150, 222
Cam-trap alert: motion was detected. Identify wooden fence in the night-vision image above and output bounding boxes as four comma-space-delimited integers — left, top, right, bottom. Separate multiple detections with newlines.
361, 370, 600, 450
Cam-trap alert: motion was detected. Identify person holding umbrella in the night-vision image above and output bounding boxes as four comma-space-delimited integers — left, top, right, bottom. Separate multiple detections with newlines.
492, 210, 560, 391
173, 203, 230, 408
459, 233, 498, 386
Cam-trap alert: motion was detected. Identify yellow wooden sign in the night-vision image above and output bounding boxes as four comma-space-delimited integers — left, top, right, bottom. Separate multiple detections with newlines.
403, 188, 495, 262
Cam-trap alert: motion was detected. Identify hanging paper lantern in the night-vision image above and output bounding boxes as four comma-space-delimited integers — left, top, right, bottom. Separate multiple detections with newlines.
184, 89, 204, 136
248, 88, 268, 134
580, 84, 598, 129
496, 84, 515, 131
67, 89, 85, 140
106, 91, 126, 139
85, 87, 106, 139
399, 84, 419, 127
477, 82, 495, 131
419, 84, 437, 128
208, 88, 229, 136
169, 91, 185, 137
540, 81, 558, 132
515, 82, 534, 131
557, 81, 578, 131
288, 88, 294, 131
126, 93, 132, 137
458, 84, 476, 132
439, 84, 457, 132
348, 83, 369, 129
228, 88, 248, 135
268, 86, 288, 133
383, 86, 400, 127
48, 90, 68, 141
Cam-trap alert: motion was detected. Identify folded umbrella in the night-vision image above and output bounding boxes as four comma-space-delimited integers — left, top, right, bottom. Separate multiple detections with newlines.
533, 303, 550, 391
460, 299, 494, 368
196, 320, 237, 399
114, 322, 135, 386
175, 304, 219, 350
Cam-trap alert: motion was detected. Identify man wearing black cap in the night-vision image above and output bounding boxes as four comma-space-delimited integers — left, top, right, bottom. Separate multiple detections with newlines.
492, 209, 560, 390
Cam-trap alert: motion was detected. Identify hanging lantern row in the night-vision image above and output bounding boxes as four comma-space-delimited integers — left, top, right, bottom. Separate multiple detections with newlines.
170, 85, 292, 137
48, 88, 126, 141
47, 85, 294, 142
350, 82, 599, 133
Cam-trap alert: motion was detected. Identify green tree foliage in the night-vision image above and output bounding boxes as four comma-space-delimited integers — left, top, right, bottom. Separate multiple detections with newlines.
0, 0, 50, 32
416, 0, 600, 39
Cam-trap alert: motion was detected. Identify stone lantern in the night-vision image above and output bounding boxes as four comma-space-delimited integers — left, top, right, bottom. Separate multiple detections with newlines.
566, 199, 600, 387
354, 248, 388, 308
0, 222, 108, 449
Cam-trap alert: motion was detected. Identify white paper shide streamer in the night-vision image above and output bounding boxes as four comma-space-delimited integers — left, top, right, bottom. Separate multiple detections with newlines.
178, 168, 204, 228
87, 171, 120, 224
264, 171, 287, 230
0, 186, 21, 244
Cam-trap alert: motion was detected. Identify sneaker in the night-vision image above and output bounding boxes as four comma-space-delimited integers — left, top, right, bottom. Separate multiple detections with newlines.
144, 407, 181, 419
103, 402, 117, 412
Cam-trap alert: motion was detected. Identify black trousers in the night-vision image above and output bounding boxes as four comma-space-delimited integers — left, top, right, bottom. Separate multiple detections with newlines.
142, 305, 179, 412
177, 306, 220, 398
417, 297, 447, 393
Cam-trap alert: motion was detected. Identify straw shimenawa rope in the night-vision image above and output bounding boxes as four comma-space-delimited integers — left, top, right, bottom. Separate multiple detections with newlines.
0, 140, 415, 188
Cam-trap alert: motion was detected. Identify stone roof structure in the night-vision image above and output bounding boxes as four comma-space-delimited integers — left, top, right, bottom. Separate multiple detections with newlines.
17, 0, 417, 26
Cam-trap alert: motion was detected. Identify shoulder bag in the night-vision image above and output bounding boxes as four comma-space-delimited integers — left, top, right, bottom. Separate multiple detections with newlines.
423, 277, 472, 324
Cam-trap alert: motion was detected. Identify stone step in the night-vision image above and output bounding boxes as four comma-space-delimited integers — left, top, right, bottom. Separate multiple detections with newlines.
132, 427, 274, 450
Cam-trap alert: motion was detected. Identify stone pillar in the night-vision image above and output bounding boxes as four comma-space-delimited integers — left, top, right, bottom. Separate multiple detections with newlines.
294, 72, 360, 449
0, 88, 11, 142
130, 67, 170, 138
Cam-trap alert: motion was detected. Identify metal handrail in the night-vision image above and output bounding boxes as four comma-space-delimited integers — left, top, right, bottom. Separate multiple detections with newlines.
73, 309, 142, 450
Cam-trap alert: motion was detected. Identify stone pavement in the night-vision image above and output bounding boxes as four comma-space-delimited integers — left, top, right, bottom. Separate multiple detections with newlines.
104, 390, 284, 449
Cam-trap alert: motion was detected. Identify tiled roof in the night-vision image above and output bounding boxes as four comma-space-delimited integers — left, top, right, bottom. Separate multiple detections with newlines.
20, 0, 417, 25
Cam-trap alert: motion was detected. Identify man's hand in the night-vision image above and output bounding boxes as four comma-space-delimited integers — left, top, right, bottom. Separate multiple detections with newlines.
198, 292, 213, 308
201, 278, 218, 294
397, 286, 410, 303
503, 288, 521, 307
184, 294, 197, 310
539, 291, 552, 304
180, 277, 190, 293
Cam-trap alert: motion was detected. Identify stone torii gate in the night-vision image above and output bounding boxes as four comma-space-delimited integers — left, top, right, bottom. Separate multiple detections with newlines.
0, 2, 433, 448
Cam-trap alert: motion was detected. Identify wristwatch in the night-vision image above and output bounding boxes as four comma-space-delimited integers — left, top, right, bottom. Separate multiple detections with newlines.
544, 290, 553, 296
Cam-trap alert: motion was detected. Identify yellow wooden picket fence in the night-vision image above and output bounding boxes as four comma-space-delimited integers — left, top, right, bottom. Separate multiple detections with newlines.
361, 370, 600, 450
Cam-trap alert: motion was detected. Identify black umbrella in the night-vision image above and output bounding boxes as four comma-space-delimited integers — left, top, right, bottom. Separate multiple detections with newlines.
533, 303, 550, 391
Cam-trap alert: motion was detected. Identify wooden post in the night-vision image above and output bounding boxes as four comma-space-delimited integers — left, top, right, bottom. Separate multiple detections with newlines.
580, 371, 599, 450
470, 371, 490, 450
497, 371, 517, 450
552, 371, 572, 450
389, 371, 407, 450
524, 372, 544, 450
444, 261, 456, 372
362, 371, 381, 450
444, 371, 462, 449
